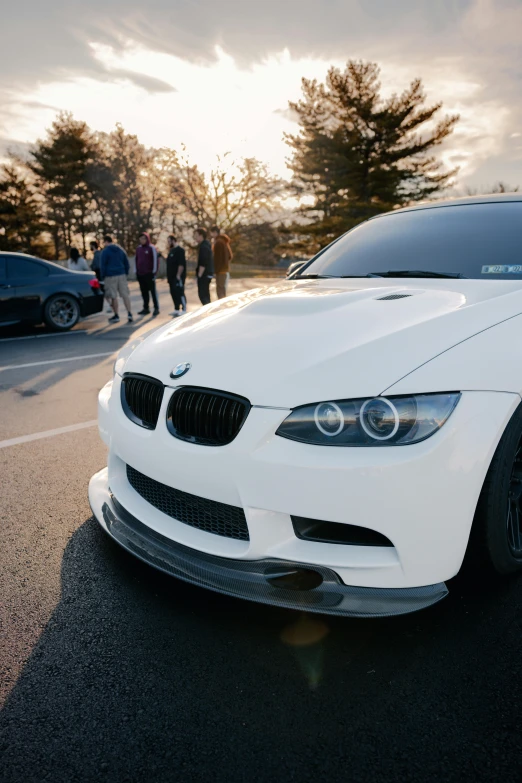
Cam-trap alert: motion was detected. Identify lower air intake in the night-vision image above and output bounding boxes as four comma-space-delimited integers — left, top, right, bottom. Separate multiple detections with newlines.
127, 464, 250, 541
292, 516, 394, 547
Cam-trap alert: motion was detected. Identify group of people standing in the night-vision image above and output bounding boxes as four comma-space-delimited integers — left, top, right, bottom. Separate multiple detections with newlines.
68, 227, 233, 325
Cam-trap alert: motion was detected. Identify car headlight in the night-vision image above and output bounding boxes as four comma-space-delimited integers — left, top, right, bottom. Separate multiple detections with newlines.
276, 393, 460, 446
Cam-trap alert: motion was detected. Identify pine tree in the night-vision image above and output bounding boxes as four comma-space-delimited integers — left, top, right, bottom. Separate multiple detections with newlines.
285, 60, 459, 252
28, 113, 100, 257
0, 163, 49, 255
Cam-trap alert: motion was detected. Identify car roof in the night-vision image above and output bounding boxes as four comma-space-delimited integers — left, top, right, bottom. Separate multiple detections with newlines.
371, 192, 522, 220
0, 251, 46, 258
0, 251, 67, 272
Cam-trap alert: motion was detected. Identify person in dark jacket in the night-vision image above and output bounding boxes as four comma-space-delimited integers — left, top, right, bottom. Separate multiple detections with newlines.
210, 226, 232, 299
92, 238, 112, 312
166, 235, 187, 316
194, 228, 214, 306
100, 235, 133, 323
135, 232, 159, 316
89, 240, 102, 280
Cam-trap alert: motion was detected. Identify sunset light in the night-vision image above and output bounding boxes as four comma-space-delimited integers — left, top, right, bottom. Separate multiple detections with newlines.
3, 11, 521, 186
2, 3, 522, 782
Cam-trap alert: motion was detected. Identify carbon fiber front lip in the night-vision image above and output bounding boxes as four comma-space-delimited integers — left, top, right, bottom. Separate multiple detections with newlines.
96, 492, 448, 618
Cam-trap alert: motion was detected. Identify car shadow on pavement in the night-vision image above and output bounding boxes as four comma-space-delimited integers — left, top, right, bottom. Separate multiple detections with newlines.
2, 517, 522, 783
0, 322, 163, 401
0, 355, 112, 399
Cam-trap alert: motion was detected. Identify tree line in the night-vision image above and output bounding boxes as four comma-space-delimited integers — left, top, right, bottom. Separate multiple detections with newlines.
1, 59, 497, 264
0, 118, 286, 264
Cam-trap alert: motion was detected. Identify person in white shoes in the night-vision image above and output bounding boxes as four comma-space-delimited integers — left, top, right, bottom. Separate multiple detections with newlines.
100, 235, 134, 324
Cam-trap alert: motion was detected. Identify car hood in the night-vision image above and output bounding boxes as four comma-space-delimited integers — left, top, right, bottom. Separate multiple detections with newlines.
123, 278, 522, 406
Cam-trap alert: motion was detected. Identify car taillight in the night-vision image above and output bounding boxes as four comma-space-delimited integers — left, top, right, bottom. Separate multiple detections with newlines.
88, 278, 100, 289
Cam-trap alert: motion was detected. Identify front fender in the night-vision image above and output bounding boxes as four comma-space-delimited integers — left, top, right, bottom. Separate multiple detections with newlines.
383, 312, 522, 397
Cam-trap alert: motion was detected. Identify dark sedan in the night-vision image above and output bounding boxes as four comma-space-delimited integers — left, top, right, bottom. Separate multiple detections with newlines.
0, 252, 104, 331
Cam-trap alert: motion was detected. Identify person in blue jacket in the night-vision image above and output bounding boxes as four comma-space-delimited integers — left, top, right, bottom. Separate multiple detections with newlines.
100, 235, 133, 324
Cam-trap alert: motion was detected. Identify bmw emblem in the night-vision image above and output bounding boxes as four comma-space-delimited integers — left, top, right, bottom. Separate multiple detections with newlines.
170, 362, 192, 379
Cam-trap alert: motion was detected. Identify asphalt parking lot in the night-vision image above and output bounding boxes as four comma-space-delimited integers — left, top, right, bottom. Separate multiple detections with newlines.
2, 277, 522, 782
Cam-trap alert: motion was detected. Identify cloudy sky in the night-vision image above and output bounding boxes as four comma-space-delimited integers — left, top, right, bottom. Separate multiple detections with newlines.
2, 0, 522, 189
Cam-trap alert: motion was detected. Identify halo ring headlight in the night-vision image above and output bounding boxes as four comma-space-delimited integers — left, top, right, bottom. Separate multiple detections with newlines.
360, 397, 400, 441
314, 401, 344, 437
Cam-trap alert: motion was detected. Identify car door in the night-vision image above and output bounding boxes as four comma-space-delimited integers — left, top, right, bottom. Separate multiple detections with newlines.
0, 256, 17, 323
6, 255, 50, 321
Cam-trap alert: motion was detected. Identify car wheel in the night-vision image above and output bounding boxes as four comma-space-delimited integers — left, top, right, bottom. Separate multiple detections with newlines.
44, 294, 80, 331
471, 402, 522, 575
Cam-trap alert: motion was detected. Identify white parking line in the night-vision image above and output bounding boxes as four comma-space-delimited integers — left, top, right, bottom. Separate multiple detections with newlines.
0, 420, 98, 449
0, 352, 114, 372
0, 330, 89, 343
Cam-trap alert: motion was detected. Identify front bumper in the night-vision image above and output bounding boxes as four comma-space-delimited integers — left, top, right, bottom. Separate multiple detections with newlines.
97, 377, 520, 591
89, 467, 448, 618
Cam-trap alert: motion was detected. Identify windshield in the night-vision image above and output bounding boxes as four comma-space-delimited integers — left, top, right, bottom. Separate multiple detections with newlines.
301, 201, 522, 280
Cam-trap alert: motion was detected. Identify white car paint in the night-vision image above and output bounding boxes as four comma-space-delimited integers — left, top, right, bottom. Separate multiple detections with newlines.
89, 195, 522, 616
116, 278, 522, 406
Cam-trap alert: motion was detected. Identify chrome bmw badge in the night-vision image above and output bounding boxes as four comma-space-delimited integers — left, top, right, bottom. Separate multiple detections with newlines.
170, 362, 191, 379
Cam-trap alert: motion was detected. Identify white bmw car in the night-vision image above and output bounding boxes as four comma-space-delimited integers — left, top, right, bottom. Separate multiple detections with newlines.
89, 194, 522, 617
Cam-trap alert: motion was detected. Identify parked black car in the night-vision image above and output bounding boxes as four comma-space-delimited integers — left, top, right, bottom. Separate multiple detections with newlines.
0, 252, 104, 331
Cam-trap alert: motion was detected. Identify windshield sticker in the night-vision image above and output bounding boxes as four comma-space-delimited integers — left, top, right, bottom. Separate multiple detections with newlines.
482, 265, 522, 274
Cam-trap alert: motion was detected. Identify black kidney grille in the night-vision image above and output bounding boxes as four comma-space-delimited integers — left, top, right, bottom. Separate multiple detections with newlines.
122, 374, 164, 429
126, 464, 249, 541
167, 387, 250, 446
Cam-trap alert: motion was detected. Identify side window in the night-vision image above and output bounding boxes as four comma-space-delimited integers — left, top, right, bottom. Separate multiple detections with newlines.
0, 257, 6, 282
7, 257, 49, 279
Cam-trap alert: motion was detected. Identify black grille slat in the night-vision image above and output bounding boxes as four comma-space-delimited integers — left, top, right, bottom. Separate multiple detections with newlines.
204, 394, 213, 441
127, 464, 250, 541
232, 401, 241, 439
228, 400, 236, 440
217, 397, 227, 441
195, 392, 205, 440
167, 387, 250, 446
122, 374, 164, 429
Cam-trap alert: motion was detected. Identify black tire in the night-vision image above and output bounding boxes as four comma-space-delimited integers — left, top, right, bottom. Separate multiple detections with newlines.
469, 401, 522, 575
43, 294, 80, 331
